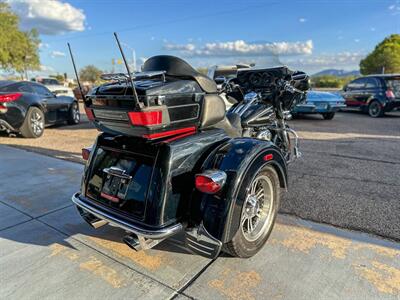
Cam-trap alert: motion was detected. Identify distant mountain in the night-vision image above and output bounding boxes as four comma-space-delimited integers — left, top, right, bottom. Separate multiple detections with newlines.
313, 69, 360, 77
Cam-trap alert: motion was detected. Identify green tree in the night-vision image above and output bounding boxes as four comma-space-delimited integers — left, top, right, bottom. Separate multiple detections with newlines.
360, 34, 400, 75
311, 75, 356, 89
79, 65, 103, 83
0, 3, 40, 78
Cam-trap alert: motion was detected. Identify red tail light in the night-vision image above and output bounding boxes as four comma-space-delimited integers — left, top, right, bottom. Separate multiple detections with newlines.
128, 111, 162, 126
0, 93, 22, 103
82, 146, 92, 161
386, 90, 395, 99
84, 107, 95, 121
195, 170, 227, 194
143, 126, 196, 140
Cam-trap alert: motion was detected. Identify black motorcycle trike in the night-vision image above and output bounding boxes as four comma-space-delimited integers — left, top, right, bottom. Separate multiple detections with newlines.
71, 55, 309, 259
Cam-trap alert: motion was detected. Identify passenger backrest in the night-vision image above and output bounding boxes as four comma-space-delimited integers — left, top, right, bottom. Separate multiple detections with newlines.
200, 94, 226, 128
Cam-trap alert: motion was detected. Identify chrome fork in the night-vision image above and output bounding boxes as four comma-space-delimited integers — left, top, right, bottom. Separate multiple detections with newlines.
286, 127, 301, 163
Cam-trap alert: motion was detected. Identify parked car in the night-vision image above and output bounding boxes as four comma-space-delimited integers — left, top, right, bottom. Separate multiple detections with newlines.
292, 91, 346, 120
341, 74, 400, 117
0, 80, 80, 138
34, 77, 75, 98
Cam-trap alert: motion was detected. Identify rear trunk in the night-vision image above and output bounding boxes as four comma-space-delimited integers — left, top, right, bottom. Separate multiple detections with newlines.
85, 78, 205, 138
82, 130, 228, 228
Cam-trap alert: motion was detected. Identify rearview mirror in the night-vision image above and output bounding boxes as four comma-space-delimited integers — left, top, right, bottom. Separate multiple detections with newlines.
214, 76, 226, 85
292, 71, 308, 81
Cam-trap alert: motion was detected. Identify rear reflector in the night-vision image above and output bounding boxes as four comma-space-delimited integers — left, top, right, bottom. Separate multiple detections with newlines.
143, 126, 196, 140
128, 111, 162, 126
263, 153, 273, 161
85, 107, 95, 121
0, 105, 7, 113
195, 170, 227, 194
386, 90, 395, 99
81, 146, 92, 161
0, 93, 22, 103
100, 192, 119, 203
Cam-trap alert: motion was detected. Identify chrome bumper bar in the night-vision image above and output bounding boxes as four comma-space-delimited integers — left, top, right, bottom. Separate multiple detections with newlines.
71, 192, 183, 239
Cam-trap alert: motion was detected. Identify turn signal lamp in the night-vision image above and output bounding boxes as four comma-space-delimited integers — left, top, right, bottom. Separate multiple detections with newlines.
195, 170, 227, 194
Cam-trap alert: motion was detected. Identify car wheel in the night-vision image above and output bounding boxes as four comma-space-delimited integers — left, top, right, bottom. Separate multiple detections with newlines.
67, 102, 80, 125
322, 112, 335, 120
223, 165, 280, 258
20, 107, 45, 138
368, 101, 384, 118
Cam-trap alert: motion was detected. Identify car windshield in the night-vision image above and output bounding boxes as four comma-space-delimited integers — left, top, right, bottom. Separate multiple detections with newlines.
40, 79, 60, 85
385, 77, 400, 97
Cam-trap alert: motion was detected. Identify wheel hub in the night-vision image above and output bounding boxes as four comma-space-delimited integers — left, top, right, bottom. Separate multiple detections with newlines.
240, 174, 274, 242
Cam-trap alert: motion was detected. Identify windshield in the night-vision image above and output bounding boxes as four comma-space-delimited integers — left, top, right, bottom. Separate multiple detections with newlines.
39, 79, 60, 85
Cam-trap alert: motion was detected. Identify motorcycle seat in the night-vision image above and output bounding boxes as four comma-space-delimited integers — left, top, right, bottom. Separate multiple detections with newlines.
143, 55, 217, 93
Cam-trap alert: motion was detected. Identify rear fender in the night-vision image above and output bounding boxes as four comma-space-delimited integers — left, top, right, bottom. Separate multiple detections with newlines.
196, 138, 287, 243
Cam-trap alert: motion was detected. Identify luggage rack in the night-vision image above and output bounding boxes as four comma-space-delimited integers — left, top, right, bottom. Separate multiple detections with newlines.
100, 71, 166, 83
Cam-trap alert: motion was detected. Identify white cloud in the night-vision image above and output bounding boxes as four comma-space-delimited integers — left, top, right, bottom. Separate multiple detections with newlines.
164, 40, 313, 57
50, 50, 66, 58
7, 0, 86, 35
299, 18, 307, 23
285, 51, 365, 71
354, 39, 360, 43
164, 43, 196, 51
39, 42, 49, 49
388, 2, 400, 14
370, 27, 376, 32
40, 65, 54, 72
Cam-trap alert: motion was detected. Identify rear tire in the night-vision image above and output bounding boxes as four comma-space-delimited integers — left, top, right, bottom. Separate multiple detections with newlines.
223, 165, 280, 258
67, 102, 80, 125
20, 107, 45, 138
322, 112, 335, 120
368, 100, 384, 118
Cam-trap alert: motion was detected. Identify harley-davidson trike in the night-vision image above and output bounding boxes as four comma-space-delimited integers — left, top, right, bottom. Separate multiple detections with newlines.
70, 37, 309, 259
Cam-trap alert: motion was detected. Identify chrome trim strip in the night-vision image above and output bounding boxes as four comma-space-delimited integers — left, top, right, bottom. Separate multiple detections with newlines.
71, 192, 182, 239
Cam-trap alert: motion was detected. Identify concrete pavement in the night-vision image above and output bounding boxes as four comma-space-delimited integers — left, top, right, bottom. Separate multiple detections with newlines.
0, 145, 399, 299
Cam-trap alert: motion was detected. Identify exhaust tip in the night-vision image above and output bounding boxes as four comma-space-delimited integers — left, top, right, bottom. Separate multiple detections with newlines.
77, 207, 108, 229
123, 234, 141, 251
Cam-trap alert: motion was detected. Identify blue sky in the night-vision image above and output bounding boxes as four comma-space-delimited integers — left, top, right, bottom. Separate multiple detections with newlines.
6, 0, 400, 77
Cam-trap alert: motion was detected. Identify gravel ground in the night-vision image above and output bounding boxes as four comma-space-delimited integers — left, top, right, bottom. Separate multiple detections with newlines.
1, 107, 399, 240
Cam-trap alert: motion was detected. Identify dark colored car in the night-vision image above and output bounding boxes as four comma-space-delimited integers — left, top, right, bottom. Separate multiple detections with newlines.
292, 91, 346, 120
0, 80, 80, 138
342, 74, 400, 117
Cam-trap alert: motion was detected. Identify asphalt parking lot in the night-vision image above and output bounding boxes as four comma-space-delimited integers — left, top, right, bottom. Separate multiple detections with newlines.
1, 108, 399, 240
0, 145, 399, 299
1, 109, 400, 299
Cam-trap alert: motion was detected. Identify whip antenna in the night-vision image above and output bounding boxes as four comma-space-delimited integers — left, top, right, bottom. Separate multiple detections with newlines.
67, 43, 86, 104
113, 32, 140, 107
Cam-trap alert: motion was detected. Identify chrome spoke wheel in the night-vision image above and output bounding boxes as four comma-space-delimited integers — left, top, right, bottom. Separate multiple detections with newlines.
241, 174, 274, 242
30, 111, 44, 136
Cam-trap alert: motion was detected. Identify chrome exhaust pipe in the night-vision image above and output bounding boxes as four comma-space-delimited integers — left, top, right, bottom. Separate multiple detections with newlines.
77, 207, 108, 229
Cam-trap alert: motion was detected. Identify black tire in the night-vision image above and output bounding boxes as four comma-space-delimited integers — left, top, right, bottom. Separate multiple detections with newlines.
223, 165, 280, 258
368, 100, 384, 118
20, 107, 45, 138
67, 102, 80, 125
322, 112, 335, 120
